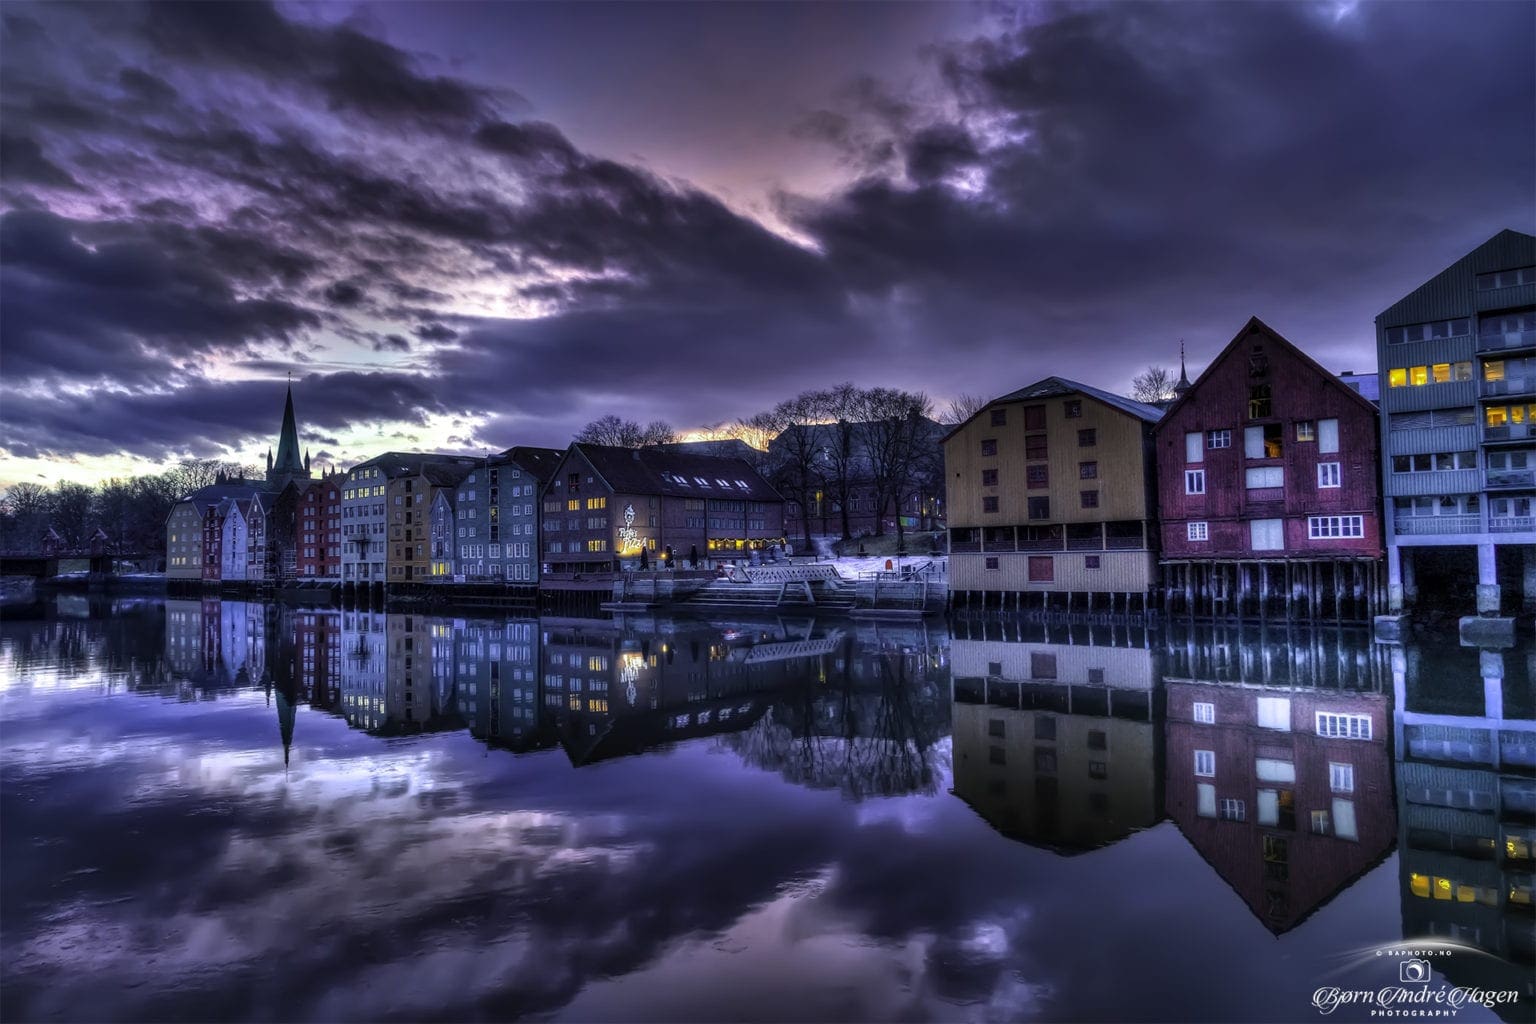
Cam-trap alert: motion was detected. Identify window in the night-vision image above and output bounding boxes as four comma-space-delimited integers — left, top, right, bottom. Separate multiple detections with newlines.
1474, 266, 1536, 290
981, 469, 998, 486
1245, 423, 1283, 459
1185, 469, 1206, 494
1024, 405, 1046, 430
1080, 490, 1099, 509
1249, 384, 1271, 418
1197, 783, 1217, 819
1078, 428, 1096, 447
1318, 418, 1339, 454
990, 408, 1007, 426
1389, 362, 1473, 386
1063, 400, 1082, 418
1332, 799, 1358, 841
1308, 515, 1364, 539
1035, 716, 1056, 740
1187, 521, 1209, 542
1207, 429, 1231, 449
1027, 496, 1050, 519
1246, 466, 1283, 488
1079, 461, 1098, 479
1186, 432, 1203, 464
1318, 462, 1341, 488
1220, 799, 1246, 821
1193, 701, 1215, 724
980, 438, 997, 456
1386, 317, 1474, 342
1329, 762, 1354, 793
1250, 518, 1284, 551
1027, 555, 1053, 581
1486, 403, 1534, 427
1295, 420, 1316, 442
1027, 465, 1048, 488
1392, 451, 1477, 473
1025, 434, 1047, 459
1194, 750, 1216, 777
1256, 758, 1296, 783
984, 556, 999, 571
1257, 697, 1291, 731
1317, 712, 1371, 740
1030, 652, 1057, 679
982, 496, 1000, 513
1084, 554, 1101, 569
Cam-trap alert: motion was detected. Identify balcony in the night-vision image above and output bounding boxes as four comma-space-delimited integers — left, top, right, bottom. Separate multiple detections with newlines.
1481, 375, 1536, 399
1484, 423, 1533, 443
1394, 515, 1480, 536
1477, 328, 1536, 353
1486, 469, 1536, 490
1490, 516, 1534, 533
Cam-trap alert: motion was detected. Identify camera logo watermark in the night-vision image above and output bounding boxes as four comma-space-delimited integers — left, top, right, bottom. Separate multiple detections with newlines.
1311, 944, 1522, 1018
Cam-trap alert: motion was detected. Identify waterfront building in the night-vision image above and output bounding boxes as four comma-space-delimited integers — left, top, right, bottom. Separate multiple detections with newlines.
451, 447, 562, 583
340, 452, 479, 585
540, 445, 786, 574
386, 463, 475, 583
429, 489, 455, 579
1377, 229, 1536, 615
166, 479, 258, 581
296, 475, 342, 578
220, 499, 251, 581
1154, 317, 1384, 619
944, 378, 1163, 605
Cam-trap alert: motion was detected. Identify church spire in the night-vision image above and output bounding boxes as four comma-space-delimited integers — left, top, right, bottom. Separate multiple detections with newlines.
269, 381, 309, 483
1174, 340, 1192, 395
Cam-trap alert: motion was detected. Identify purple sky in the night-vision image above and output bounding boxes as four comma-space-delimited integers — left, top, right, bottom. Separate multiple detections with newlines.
1, 1, 1532, 486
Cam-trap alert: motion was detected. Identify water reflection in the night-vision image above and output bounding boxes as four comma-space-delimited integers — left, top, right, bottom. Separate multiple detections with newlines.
2, 597, 1533, 1022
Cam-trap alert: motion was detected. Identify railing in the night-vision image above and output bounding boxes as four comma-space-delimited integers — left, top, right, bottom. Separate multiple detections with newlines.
1484, 422, 1532, 442
1394, 515, 1480, 535
1105, 534, 1145, 550
1486, 469, 1536, 490
1476, 329, 1536, 352
1490, 516, 1534, 533
1481, 376, 1536, 398
1065, 534, 1104, 551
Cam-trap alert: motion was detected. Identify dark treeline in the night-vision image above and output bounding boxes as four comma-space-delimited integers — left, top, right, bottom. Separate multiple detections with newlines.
0, 459, 254, 556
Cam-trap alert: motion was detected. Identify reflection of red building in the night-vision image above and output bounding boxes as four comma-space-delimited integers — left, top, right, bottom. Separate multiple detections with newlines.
297, 475, 342, 578
1165, 680, 1395, 932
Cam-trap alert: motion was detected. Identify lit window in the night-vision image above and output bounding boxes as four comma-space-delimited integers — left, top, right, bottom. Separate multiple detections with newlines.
1296, 420, 1316, 442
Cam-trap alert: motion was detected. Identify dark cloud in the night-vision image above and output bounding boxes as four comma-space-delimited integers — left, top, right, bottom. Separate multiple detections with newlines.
372, 333, 412, 353
413, 322, 457, 342
117, 66, 178, 105
323, 280, 365, 307
134, 0, 502, 125
0, 132, 81, 189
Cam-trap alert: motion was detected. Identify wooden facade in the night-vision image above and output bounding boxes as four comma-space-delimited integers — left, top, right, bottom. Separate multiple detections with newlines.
944, 377, 1162, 599
297, 475, 342, 578
1156, 317, 1383, 561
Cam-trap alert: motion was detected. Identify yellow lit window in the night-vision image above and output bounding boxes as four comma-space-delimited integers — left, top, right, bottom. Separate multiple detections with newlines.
1511, 836, 1532, 859
1488, 406, 1509, 427
1455, 885, 1477, 903
1514, 404, 1529, 423
1388, 368, 1407, 388
1409, 365, 1428, 386
567, 499, 581, 511
1431, 363, 1451, 383
1433, 876, 1453, 901
1485, 360, 1506, 382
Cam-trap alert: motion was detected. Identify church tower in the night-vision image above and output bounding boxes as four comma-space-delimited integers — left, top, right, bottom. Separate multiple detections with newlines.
267, 383, 312, 488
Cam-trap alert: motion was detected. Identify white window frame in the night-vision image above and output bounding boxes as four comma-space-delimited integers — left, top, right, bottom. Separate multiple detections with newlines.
1187, 521, 1209, 542
1318, 462, 1341, 488
1185, 469, 1206, 495
1329, 762, 1354, 793
1256, 697, 1291, 731
1317, 712, 1371, 740
1185, 432, 1204, 464
1250, 518, 1284, 551
1318, 418, 1339, 454
1308, 515, 1364, 540
1194, 749, 1216, 777
1193, 701, 1215, 724
1245, 466, 1284, 489
1207, 429, 1231, 449
1220, 798, 1246, 821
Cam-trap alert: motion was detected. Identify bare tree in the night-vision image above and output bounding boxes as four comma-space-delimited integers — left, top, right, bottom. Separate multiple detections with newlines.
639, 420, 676, 446
858, 387, 933, 544
753, 392, 831, 553
575, 416, 675, 447
1130, 365, 1177, 404
939, 392, 990, 425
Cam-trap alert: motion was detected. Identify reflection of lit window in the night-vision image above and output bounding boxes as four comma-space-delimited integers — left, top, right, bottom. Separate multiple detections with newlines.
1485, 360, 1506, 382
1434, 876, 1454, 901
1410, 873, 1430, 898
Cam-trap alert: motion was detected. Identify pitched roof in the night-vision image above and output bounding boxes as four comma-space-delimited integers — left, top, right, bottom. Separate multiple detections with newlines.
502, 445, 564, 483
1154, 315, 1379, 425
348, 451, 482, 479
1377, 228, 1536, 326
569, 444, 783, 502
942, 376, 1162, 443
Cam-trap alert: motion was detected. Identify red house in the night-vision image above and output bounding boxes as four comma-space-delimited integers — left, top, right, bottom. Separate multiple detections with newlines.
1154, 317, 1383, 617
201, 501, 225, 582
297, 475, 342, 578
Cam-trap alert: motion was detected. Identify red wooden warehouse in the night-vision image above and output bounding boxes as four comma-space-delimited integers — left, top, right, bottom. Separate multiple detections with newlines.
1154, 317, 1383, 618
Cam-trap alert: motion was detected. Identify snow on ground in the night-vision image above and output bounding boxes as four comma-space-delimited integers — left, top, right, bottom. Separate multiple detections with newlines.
783, 553, 948, 580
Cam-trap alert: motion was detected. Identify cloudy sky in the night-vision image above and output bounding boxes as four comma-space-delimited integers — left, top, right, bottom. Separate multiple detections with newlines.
1, 1, 1531, 487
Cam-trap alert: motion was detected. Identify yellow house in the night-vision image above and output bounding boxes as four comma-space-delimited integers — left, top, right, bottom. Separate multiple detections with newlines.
944, 377, 1163, 604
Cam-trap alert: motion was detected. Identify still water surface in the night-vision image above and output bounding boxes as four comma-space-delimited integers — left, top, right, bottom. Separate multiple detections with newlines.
1, 597, 1531, 1022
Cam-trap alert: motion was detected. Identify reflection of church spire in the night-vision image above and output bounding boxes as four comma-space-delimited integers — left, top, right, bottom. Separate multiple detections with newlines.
276, 685, 295, 768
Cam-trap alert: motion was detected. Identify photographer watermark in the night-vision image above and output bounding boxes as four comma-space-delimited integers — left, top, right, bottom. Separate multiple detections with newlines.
1311, 943, 1523, 1018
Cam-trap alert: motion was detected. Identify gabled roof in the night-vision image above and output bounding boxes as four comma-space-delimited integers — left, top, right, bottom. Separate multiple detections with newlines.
565, 443, 783, 502
501, 445, 564, 483
348, 451, 482, 479
1154, 316, 1379, 427
420, 462, 475, 488
942, 376, 1162, 443
1377, 228, 1536, 326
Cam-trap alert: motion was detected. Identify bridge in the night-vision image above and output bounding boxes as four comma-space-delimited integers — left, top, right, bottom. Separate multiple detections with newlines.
0, 552, 159, 580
